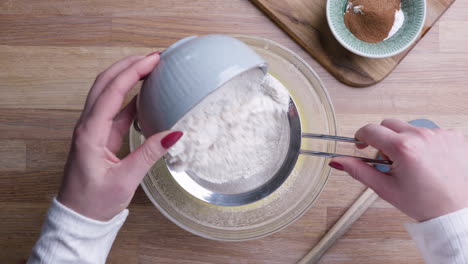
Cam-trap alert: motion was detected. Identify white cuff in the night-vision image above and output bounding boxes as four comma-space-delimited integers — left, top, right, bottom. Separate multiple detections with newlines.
406, 208, 468, 264
28, 198, 128, 264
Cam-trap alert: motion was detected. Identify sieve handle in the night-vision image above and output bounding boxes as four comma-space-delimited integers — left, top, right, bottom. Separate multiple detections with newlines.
299, 150, 392, 165
301, 133, 393, 165
302, 133, 364, 144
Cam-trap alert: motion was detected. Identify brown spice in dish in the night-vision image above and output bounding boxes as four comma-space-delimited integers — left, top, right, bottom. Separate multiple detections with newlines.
344, 0, 400, 43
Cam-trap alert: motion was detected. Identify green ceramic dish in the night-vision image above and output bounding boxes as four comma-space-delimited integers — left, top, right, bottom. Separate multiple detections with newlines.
327, 0, 426, 58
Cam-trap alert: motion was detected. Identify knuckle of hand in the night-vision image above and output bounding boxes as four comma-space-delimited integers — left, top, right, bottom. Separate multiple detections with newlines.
380, 119, 394, 126
415, 127, 434, 139
356, 124, 376, 138
95, 71, 106, 82
73, 125, 90, 149
364, 123, 378, 130
393, 137, 419, 157
142, 143, 162, 165
73, 126, 84, 140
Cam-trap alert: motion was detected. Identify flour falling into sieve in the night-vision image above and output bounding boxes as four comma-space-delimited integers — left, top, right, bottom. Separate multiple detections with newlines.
166, 69, 290, 184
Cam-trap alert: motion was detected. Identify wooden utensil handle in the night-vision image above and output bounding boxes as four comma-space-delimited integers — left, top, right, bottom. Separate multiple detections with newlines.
297, 188, 378, 264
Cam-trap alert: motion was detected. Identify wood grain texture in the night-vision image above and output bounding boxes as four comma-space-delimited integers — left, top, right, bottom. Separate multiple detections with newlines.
0, 171, 61, 203
0, 140, 26, 171
0, 109, 79, 140
131, 206, 327, 264
0, 15, 112, 46
319, 239, 422, 264
0, 202, 48, 264
26, 140, 70, 171
326, 207, 413, 239
0, 46, 150, 110
1, 0, 468, 263
250, 0, 455, 87
298, 188, 378, 264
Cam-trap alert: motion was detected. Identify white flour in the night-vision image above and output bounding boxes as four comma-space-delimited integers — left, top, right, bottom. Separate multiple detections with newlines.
386, 7, 405, 40
166, 69, 290, 184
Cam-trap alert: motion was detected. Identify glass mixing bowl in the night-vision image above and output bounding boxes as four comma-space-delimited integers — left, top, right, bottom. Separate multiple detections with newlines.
129, 35, 337, 241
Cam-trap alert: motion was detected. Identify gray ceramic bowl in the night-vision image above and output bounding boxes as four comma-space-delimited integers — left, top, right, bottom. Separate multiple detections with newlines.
137, 34, 268, 138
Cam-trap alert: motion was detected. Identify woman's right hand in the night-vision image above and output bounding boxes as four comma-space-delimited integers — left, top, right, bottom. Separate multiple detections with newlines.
330, 119, 468, 222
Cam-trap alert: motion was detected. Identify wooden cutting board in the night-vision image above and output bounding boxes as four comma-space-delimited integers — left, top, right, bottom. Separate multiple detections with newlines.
250, 0, 455, 87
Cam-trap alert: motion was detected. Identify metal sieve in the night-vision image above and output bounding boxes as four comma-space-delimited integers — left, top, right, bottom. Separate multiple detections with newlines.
135, 97, 391, 207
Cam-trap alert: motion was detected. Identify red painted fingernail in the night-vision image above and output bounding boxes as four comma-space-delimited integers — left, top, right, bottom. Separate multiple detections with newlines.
329, 161, 344, 171
146, 51, 161, 57
161, 131, 183, 149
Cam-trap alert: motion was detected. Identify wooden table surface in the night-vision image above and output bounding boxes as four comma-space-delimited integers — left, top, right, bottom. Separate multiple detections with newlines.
1, 0, 467, 263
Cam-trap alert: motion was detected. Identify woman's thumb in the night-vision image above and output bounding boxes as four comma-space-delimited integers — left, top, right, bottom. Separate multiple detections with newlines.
119, 131, 183, 183
330, 157, 394, 198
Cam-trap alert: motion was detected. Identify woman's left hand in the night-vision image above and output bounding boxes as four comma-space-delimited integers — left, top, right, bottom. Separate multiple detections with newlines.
57, 53, 183, 221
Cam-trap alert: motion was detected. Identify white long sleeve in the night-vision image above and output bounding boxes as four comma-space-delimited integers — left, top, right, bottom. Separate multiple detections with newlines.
28, 199, 468, 264
406, 208, 468, 264
28, 198, 128, 264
